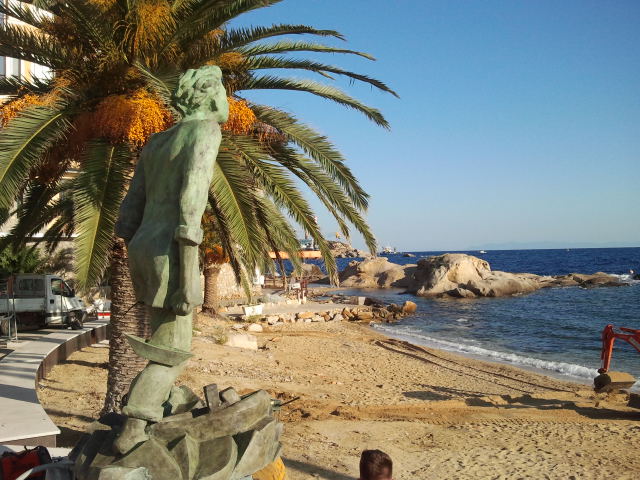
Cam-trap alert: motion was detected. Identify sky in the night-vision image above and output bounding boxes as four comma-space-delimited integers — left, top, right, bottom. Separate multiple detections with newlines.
231, 0, 640, 251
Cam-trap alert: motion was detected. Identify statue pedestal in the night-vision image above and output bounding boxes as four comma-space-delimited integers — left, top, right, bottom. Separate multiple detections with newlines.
71, 385, 283, 480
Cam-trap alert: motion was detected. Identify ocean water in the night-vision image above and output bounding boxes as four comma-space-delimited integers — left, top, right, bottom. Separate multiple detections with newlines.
327, 248, 640, 386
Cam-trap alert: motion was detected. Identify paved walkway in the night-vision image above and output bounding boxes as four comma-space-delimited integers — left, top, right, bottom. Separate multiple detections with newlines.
0, 320, 108, 447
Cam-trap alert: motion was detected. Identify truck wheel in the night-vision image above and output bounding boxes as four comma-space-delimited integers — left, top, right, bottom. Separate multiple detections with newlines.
70, 311, 85, 330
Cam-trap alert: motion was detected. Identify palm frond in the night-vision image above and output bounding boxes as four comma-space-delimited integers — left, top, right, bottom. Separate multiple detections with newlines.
55, 0, 115, 54
210, 139, 266, 270
243, 75, 389, 128
0, 23, 70, 68
163, 0, 284, 56
0, 2, 49, 29
134, 62, 181, 116
0, 75, 53, 96
236, 40, 375, 60
253, 194, 302, 273
252, 105, 370, 210
275, 146, 377, 254
219, 24, 345, 52
0, 101, 72, 211
224, 133, 338, 282
245, 56, 398, 97
73, 141, 133, 290
206, 190, 248, 290
0, 179, 71, 251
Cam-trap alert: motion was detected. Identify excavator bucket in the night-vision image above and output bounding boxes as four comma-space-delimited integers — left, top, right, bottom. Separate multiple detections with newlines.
594, 371, 637, 393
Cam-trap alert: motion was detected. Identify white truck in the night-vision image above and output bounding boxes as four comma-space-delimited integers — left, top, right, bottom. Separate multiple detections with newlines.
0, 274, 87, 331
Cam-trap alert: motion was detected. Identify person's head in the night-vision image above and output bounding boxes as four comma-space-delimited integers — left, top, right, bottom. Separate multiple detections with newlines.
173, 65, 229, 123
359, 450, 393, 480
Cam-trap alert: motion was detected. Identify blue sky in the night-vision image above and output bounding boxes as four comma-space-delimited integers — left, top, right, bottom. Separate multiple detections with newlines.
232, 0, 639, 251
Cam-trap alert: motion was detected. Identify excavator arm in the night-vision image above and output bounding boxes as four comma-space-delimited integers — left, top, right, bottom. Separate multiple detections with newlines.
594, 324, 639, 392
599, 324, 640, 374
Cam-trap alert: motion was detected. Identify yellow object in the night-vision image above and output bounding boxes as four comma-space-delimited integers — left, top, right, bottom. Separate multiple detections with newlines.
223, 97, 257, 135
91, 89, 172, 145
252, 457, 287, 480
0, 94, 44, 127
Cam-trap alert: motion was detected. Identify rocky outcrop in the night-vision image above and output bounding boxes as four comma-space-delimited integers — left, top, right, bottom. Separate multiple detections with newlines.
328, 240, 371, 259
339, 257, 414, 288
338, 253, 626, 299
408, 254, 541, 298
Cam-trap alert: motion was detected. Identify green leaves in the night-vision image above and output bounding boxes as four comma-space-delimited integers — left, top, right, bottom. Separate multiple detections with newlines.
218, 24, 345, 52
236, 40, 375, 60
243, 75, 390, 128
245, 56, 399, 97
73, 141, 133, 290
0, 23, 69, 68
0, 0, 392, 291
0, 100, 71, 211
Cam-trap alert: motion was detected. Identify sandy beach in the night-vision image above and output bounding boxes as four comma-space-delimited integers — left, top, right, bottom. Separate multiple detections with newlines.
39, 316, 640, 479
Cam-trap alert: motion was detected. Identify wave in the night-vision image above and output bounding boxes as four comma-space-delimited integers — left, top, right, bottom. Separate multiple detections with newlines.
611, 273, 640, 285
374, 324, 598, 382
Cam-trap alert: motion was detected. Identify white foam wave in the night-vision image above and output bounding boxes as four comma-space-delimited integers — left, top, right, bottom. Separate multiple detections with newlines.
456, 318, 469, 323
374, 324, 597, 382
611, 273, 640, 285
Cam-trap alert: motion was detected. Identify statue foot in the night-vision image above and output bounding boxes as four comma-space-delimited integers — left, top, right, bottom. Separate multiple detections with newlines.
113, 418, 149, 455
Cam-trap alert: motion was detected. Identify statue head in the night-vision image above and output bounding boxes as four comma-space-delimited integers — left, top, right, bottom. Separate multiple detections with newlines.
173, 65, 229, 123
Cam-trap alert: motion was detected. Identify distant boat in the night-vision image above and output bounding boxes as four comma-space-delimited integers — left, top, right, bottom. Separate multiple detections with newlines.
380, 245, 396, 255
479, 250, 487, 254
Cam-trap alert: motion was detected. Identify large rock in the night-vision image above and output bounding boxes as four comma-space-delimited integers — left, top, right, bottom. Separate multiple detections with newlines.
407, 254, 540, 298
299, 263, 325, 280
339, 257, 412, 288
224, 333, 258, 351
328, 240, 371, 259
406, 254, 624, 298
337, 253, 625, 299
541, 272, 625, 288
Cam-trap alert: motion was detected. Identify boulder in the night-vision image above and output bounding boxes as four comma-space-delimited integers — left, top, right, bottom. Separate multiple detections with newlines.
224, 333, 258, 351
407, 254, 541, 298
331, 313, 344, 322
328, 240, 371, 259
296, 312, 314, 320
265, 316, 279, 326
339, 257, 412, 288
247, 323, 263, 333
401, 301, 417, 314
299, 263, 325, 280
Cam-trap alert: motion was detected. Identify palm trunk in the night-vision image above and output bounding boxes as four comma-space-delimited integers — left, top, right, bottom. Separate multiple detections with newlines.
201, 264, 221, 315
102, 237, 149, 415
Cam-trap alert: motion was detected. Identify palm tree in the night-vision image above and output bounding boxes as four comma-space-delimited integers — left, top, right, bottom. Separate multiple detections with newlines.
0, 0, 395, 413
200, 211, 230, 315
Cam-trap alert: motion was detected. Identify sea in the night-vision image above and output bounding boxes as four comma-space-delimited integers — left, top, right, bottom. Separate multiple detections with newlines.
315, 247, 640, 387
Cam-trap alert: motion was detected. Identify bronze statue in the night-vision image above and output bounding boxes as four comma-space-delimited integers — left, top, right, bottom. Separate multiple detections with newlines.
114, 65, 228, 453
73, 65, 282, 480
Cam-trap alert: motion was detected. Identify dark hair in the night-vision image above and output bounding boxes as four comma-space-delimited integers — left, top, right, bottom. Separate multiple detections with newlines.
360, 450, 393, 480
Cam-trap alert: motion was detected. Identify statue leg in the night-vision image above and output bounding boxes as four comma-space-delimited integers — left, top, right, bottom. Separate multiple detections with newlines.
114, 307, 192, 454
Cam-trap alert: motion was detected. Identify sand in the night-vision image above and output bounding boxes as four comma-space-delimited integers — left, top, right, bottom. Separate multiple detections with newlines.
38, 316, 640, 479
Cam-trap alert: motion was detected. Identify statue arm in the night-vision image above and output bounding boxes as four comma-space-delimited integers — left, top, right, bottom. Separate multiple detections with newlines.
171, 129, 220, 315
115, 157, 146, 244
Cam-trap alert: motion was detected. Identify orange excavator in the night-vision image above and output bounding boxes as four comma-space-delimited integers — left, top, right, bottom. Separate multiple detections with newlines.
593, 324, 639, 392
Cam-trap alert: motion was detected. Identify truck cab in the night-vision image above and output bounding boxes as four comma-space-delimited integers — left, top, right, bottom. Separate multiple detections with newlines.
0, 274, 87, 330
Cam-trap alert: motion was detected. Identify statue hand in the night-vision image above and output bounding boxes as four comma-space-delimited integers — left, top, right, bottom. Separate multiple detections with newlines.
170, 288, 196, 316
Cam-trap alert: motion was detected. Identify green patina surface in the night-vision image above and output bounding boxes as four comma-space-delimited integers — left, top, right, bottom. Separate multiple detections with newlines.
114, 65, 228, 438
75, 66, 282, 480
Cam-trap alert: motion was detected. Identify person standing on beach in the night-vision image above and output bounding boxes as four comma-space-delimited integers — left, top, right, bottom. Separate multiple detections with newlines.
359, 450, 394, 480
